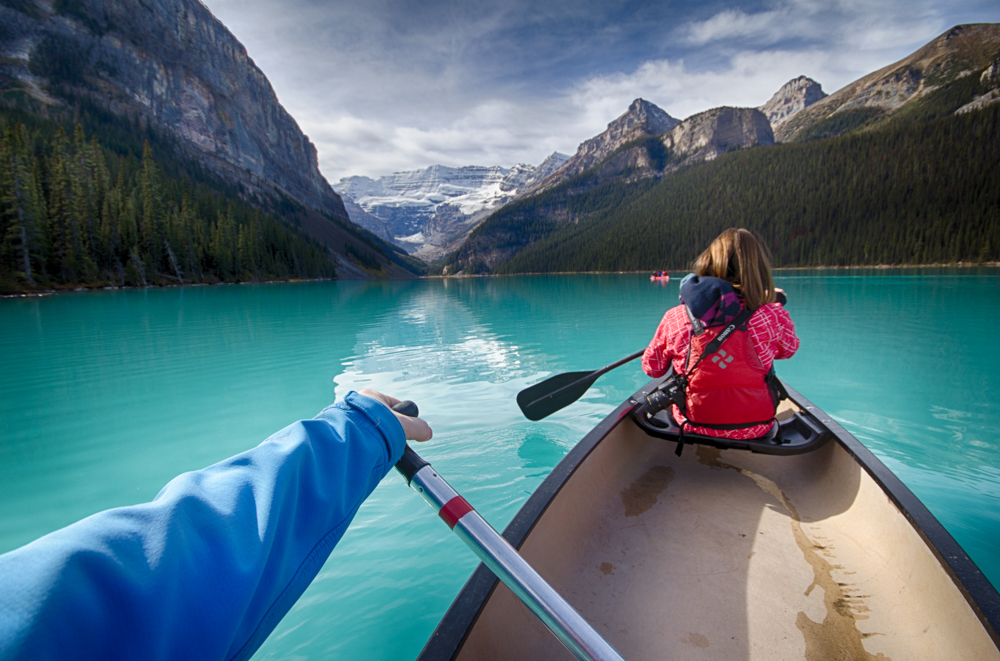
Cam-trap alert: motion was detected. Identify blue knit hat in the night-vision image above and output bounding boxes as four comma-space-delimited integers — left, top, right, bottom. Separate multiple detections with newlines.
679, 274, 743, 328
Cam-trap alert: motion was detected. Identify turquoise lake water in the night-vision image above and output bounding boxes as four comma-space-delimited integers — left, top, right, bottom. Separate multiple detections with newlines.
1, 271, 998, 659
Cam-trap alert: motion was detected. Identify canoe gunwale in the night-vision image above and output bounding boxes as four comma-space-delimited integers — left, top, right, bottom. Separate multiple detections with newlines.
415, 380, 1000, 659
779, 381, 1000, 651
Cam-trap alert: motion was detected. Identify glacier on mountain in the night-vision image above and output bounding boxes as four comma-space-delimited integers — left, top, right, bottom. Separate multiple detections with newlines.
335, 153, 569, 259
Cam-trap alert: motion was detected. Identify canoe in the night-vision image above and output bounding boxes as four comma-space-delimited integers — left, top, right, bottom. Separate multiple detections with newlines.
418, 376, 1000, 660
650, 275, 670, 282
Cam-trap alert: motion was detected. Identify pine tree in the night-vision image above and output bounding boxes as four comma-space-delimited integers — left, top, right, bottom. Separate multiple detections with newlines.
48, 127, 79, 281
139, 141, 161, 277
0, 107, 337, 290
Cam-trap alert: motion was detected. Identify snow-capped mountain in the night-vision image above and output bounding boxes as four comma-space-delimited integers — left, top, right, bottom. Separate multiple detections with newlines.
336, 153, 569, 260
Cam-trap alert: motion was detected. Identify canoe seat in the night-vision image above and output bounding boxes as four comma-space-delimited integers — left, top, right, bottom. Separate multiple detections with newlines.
629, 375, 832, 455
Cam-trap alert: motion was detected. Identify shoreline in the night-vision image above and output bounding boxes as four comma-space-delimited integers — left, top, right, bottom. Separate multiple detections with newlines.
4, 262, 999, 296
423, 261, 1000, 278
0, 277, 337, 299
775, 261, 1000, 270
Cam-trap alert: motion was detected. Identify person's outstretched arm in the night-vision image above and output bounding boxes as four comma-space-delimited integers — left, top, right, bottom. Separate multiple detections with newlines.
0, 390, 430, 661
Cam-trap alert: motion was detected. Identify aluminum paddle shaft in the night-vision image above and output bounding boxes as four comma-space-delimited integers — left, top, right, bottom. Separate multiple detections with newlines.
395, 445, 625, 661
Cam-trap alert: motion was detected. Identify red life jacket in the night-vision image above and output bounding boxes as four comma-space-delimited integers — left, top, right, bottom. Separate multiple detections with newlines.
682, 317, 776, 430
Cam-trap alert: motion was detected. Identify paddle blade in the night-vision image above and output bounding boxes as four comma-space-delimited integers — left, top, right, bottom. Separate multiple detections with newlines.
517, 371, 599, 421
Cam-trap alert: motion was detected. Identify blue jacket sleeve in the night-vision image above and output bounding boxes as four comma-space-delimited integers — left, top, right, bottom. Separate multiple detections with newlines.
0, 391, 407, 661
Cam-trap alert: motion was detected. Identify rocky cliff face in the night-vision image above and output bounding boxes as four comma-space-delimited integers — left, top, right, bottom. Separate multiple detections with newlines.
548, 105, 774, 193
524, 151, 573, 188
530, 98, 679, 193
957, 56, 1000, 114
759, 76, 827, 130
777, 23, 1000, 142
0, 0, 349, 221
525, 100, 772, 196
662, 107, 774, 163
336, 154, 569, 261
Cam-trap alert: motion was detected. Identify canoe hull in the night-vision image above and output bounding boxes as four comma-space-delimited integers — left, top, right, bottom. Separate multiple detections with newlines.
420, 383, 1000, 660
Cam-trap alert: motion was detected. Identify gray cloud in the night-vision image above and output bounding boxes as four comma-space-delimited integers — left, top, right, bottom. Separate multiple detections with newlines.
202, 0, 1000, 182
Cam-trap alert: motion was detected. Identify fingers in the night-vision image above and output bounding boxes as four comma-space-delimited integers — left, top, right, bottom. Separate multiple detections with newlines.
395, 413, 433, 442
357, 389, 433, 442
359, 388, 399, 409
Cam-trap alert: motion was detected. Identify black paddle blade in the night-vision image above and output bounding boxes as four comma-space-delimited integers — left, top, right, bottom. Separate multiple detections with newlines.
517, 371, 599, 421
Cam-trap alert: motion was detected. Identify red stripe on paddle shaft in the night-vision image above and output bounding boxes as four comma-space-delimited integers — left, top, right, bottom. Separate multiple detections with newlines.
439, 496, 474, 529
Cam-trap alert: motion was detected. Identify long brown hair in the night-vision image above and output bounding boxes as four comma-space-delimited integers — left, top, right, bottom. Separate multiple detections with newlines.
692, 228, 775, 309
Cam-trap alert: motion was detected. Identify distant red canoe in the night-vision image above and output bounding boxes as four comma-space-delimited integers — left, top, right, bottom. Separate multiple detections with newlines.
650, 274, 669, 282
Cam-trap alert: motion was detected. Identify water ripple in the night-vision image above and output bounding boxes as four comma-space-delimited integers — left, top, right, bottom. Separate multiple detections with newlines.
1, 273, 998, 661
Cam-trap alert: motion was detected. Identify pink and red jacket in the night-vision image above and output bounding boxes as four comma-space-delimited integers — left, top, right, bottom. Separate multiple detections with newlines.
643, 296, 800, 439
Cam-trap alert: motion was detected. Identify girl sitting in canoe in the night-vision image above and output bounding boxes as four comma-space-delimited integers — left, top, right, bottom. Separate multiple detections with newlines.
642, 228, 799, 439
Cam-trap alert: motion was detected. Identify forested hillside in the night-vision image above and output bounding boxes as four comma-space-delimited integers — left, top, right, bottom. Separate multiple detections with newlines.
792, 62, 992, 143
0, 96, 424, 294
777, 23, 1000, 142
443, 99, 999, 275
0, 103, 338, 293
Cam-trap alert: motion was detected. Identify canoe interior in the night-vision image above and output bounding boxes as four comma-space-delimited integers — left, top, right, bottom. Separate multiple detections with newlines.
632, 374, 831, 455
431, 392, 1000, 661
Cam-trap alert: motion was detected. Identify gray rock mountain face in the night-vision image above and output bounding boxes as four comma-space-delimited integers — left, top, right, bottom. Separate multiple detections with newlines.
759, 76, 827, 129
529, 98, 680, 193
662, 107, 774, 162
0, 0, 348, 221
957, 57, 1000, 114
336, 153, 568, 261
529, 100, 771, 200
776, 23, 1000, 141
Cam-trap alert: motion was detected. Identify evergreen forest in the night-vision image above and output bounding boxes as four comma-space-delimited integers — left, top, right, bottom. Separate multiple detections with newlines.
0, 100, 338, 294
445, 98, 1000, 275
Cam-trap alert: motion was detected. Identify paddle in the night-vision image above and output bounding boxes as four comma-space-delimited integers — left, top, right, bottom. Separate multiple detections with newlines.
391, 401, 624, 661
516, 349, 645, 421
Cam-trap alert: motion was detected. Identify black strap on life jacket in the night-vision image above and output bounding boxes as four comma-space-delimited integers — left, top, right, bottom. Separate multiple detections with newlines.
685, 306, 755, 376
673, 306, 756, 456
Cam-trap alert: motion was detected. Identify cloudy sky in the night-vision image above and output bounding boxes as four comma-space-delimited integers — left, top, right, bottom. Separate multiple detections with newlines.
202, 0, 1000, 184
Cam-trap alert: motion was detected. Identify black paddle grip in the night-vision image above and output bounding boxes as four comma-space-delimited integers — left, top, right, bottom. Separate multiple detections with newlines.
392, 400, 419, 418
391, 401, 427, 485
